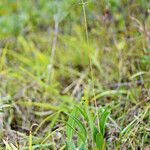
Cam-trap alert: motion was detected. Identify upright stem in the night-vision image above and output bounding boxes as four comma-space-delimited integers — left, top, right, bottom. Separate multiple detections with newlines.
81, 0, 89, 44
47, 21, 59, 83
81, 0, 100, 140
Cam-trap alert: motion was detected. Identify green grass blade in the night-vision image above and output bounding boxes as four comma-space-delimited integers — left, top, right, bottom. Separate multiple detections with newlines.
66, 112, 87, 141
96, 132, 104, 150
99, 110, 109, 136
29, 130, 33, 150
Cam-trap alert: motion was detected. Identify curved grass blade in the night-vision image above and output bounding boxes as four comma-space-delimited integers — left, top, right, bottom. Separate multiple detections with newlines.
99, 109, 110, 136
96, 132, 104, 150
66, 112, 87, 141
74, 105, 88, 121
65, 121, 85, 143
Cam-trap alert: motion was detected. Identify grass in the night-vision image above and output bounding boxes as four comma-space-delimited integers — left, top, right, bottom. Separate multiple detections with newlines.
0, 0, 150, 149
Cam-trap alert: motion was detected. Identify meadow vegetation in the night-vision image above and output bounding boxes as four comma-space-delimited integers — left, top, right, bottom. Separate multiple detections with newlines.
0, 0, 150, 149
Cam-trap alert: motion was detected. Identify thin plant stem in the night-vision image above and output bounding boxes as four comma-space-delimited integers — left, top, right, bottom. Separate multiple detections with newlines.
81, 0, 100, 136
47, 20, 59, 83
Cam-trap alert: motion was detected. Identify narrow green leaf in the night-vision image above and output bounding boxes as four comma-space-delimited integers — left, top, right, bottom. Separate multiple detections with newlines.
66, 121, 85, 142
65, 141, 76, 150
29, 131, 33, 150
66, 112, 87, 141
79, 143, 86, 150
93, 126, 99, 143
18, 101, 60, 111
34, 112, 58, 134
96, 133, 104, 150
99, 110, 109, 136
66, 109, 77, 142
74, 105, 88, 121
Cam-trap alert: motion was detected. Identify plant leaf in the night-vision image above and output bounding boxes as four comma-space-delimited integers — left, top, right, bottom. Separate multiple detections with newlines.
66, 109, 77, 142
65, 141, 76, 150
29, 131, 33, 150
93, 126, 99, 143
66, 112, 87, 142
96, 132, 104, 150
74, 105, 88, 121
79, 142, 86, 150
99, 109, 109, 136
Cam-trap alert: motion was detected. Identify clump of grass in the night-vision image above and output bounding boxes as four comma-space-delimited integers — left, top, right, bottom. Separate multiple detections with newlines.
65, 95, 110, 149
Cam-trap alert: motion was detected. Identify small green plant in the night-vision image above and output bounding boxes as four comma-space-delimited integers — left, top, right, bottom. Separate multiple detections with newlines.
65, 96, 110, 150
